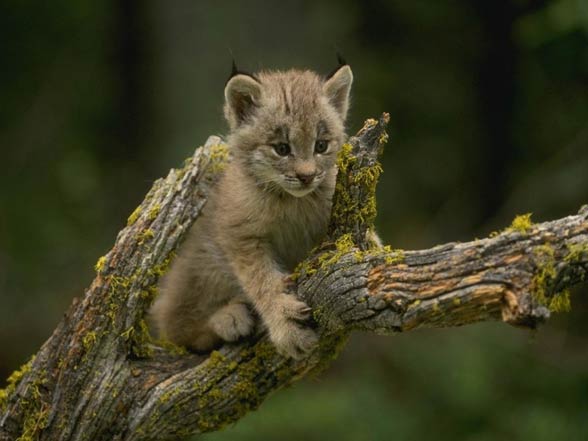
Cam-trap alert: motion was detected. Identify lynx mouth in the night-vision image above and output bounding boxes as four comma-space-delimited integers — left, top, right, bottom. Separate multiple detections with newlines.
279, 173, 324, 197
283, 186, 316, 197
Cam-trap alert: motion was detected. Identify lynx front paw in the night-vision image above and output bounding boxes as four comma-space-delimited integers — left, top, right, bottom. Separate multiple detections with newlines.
267, 294, 318, 359
208, 302, 255, 343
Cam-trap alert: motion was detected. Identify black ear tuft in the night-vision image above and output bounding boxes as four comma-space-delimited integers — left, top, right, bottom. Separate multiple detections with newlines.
326, 53, 350, 80
226, 59, 260, 85
231, 59, 239, 78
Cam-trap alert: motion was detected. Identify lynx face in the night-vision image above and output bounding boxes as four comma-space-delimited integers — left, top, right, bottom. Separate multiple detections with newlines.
224, 66, 353, 197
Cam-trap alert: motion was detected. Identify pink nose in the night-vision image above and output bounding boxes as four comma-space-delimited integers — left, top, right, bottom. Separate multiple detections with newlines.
296, 172, 316, 185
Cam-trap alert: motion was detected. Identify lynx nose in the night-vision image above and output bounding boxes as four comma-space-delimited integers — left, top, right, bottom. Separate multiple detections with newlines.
296, 172, 316, 186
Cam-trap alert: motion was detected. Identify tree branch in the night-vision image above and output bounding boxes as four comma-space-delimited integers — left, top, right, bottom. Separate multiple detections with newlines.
1, 114, 587, 441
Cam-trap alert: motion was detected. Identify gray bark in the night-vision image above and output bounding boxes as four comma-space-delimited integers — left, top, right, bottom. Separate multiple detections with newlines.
1, 114, 587, 441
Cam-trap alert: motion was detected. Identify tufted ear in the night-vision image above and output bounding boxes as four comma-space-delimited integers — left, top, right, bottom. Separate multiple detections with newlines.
224, 73, 262, 130
323, 64, 353, 120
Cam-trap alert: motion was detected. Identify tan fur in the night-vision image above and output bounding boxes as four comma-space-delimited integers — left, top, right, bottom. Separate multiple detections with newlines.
150, 65, 353, 359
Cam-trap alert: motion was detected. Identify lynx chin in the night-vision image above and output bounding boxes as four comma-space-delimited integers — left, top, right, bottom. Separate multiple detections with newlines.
150, 62, 354, 359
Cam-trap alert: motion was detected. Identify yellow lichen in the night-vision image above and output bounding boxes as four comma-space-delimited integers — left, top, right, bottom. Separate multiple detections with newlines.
330, 140, 383, 234
532, 244, 571, 313
0, 356, 35, 412
0, 356, 49, 441
208, 144, 230, 173
308, 331, 350, 377
147, 253, 174, 279
316, 234, 355, 269
508, 213, 533, 234
159, 387, 180, 404
151, 337, 188, 356
382, 246, 405, 265
127, 206, 142, 226
94, 255, 107, 273
137, 229, 155, 245
565, 243, 588, 263
82, 331, 97, 352
130, 319, 155, 358
148, 204, 161, 220
120, 326, 134, 341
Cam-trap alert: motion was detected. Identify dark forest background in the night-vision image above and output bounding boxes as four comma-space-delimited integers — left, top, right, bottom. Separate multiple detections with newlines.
1, 1, 588, 440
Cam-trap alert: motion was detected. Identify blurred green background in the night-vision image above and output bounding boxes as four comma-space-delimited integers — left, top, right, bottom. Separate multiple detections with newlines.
1, 0, 588, 439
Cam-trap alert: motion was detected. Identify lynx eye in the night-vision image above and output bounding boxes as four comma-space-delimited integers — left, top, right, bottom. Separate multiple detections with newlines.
314, 140, 329, 154
273, 143, 291, 157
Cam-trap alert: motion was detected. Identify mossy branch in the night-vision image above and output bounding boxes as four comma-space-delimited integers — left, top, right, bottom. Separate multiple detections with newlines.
1, 115, 587, 441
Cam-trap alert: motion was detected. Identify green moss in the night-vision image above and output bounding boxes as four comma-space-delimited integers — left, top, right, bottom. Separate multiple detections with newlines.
137, 229, 154, 245
120, 326, 134, 340
174, 159, 191, 181
0, 356, 49, 441
548, 288, 572, 313
208, 144, 230, 174
155, 340, 189, 357
292, 234, 357, 280
159, 386, 180, 405
312, 306, 325, 324
488, 213, 535, 239
94, 255, 107, 273
207, 350, 227, 367
146, 253, 175, 279
331, 142, 383, 231
192, 341, 294, 433
207, 388, 224, 401
337, 143, 356, 169
565, 243, 588, 263
16, 383, 49, 441
384, 247, 405, 265
102, 251, 177, 358
378, 131, 389, 145
105, 275, 133, 324
291, 256, 318, 280
120, 319, 155, 358
359, 244, 404, 265
197, 414, 224, 432
127, 206, 142, 226
316, 233, 355, 269
353, 165, 382, 224
308, 331, 350, 378
295, 140, 387, 281
532, 244, 571, 313
508, 213, 533, 234
82, 331, 98, 356
130, 319, 155, 358
148, 204, 161, 220
0, 356, 35, 412
293, 234, 403, 285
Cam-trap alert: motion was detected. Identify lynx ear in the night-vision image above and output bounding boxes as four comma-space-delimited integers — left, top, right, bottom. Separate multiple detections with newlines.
323, 64, 353, 120
224, 73, 262, 129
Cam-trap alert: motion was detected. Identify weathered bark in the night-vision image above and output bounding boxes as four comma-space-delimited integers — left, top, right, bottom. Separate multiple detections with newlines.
1, 114, 587, 441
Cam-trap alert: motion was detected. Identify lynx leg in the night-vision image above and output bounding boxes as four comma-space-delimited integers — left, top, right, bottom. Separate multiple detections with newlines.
208, 300, 255, 343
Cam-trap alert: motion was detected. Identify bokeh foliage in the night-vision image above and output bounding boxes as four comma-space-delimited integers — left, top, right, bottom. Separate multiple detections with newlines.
1, 0, 587, 439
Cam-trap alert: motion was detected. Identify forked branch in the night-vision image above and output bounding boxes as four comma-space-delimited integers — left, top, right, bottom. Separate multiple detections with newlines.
1, 114, 587, 441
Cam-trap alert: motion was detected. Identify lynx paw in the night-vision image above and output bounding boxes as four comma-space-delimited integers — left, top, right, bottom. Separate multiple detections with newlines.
208, 302, 255, 342
267, 294, 318, 359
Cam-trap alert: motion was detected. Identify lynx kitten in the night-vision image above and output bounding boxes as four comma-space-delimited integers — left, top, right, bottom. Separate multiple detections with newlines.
150, 62, 353, 359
